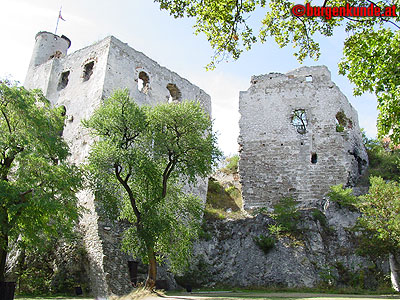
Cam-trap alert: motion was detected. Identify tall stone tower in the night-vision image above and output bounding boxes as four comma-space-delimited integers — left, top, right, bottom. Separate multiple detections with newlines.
24, 31, 211, 296
238, 66, 368, 210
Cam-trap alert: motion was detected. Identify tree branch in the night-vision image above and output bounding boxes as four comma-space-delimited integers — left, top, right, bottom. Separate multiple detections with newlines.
0, 108, 12, 134
114, 164, 141, 223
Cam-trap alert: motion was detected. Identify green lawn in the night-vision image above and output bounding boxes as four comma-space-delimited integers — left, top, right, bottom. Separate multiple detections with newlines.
15, 291, 400, 300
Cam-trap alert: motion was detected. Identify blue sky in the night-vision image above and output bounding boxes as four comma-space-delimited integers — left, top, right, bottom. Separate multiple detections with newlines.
0, 0, 378, 155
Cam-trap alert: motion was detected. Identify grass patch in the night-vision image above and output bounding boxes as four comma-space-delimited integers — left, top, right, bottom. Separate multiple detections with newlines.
207, 178, 241, 211
205, 178, 244, 221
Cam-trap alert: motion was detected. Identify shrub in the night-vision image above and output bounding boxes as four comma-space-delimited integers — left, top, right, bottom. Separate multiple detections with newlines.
328, 184, 357, 210
253, 234, 276, 254
311, 208, 328, 227
221, 154, 239, 174
270, 197, 301, 235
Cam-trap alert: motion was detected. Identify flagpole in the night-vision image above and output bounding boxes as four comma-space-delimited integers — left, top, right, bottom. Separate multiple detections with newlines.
55, 6, 62, 35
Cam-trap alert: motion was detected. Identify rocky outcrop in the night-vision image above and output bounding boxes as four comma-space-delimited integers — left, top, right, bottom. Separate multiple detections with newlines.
178, 201, 387, 290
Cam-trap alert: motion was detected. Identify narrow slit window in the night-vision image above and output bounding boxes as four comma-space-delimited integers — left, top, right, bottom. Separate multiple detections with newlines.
83, 61, 94, 81
311, 153, 318, 164
166, 83, 182, 103
138, 71, 150, 94
57, 71, 70, 90
291, 109, 307, 134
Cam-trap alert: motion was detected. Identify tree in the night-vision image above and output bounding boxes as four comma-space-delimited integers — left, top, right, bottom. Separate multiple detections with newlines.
83, 90, 220, 288
356, 177, 400, 291
362, 132, 400, 182
0, 80, 82, 282
154, 0, 400, 142
329, 178, 400, 291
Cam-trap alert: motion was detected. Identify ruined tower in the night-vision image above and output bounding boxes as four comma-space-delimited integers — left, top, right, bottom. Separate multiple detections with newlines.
24, 31, 211, 296
238, 66, 368, 210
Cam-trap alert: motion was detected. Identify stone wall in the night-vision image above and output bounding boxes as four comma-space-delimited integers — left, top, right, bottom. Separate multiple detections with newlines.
239, 66, 368, 210
24, 32, 211, 296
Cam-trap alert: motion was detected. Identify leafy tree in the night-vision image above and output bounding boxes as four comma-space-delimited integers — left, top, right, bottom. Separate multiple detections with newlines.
0, 80, 82, 282
357, 177, 400, 291
154, 0, 400, 142
83, 90, 220, 288
362, 133, 400, 182
328, 178, 400, 291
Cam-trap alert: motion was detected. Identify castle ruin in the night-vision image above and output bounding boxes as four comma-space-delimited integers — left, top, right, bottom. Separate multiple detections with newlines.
24, 31, 211, 296
238, 66, 368, 209
21, 32, 372, 295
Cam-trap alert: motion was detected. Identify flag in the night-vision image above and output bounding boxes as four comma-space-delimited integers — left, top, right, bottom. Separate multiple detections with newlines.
59, 10, 66, 21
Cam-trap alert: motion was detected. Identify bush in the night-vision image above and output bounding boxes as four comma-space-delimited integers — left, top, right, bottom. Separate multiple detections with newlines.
270, 197, 301, 235
366, 140, 400, 182
221, 154, 239, 174
311, 208, 328, 227
253, 234, 276, 254
327, 184, 358, 210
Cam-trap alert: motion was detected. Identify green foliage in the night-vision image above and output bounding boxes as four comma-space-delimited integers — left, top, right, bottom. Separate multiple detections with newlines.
253, 234, 276, 254
154, 0, 400, 144
221, 154, 239, 174
268, 224, 284, 237
205, 177, 242, 220
311, 208, 328, 228
18, 266, 53, 295
363, 134, 400, 182
206, 178, 241, 210
269, 197, 301, 236
339, 29, 400, 144
203, 205, 227, 221
225, 185, 242, 206
198, 222, 212, 241
356, 177, 400, 252
336, 124, 345, 133
327, 184, 358, 210
174, 255, 210, 288
15, 234, 88, 296
84, 90, 221, 276
0, 80, 82, 280
318, 265, 337, 288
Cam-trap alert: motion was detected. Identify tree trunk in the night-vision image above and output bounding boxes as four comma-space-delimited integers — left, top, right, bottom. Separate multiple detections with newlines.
145, 247, 157, 289
390, 252, 400, 292
0, 234, 8, 282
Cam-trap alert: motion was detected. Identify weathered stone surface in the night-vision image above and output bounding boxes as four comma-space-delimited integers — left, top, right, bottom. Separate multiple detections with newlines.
238, 66, 368, 209
24, 31, 211, 296
187, 202, 386, 289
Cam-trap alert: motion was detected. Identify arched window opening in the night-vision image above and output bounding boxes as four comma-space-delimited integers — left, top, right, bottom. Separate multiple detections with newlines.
57, 71, 70, 90
138, 71, 150, 94
306, 75, 313, 82
291, 109, 307, 134
83, 61, 94, 81
166, 83, 182, 103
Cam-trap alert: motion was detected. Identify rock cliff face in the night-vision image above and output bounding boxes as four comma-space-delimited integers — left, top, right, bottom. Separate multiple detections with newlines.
183, 202, 386, 289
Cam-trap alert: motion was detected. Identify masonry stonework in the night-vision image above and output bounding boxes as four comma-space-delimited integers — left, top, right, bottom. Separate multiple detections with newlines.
238, 66, 368, 210
24, 31, 211, 296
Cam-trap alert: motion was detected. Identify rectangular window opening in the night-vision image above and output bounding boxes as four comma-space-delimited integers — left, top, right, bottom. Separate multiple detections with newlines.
83, 61, 94, 81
